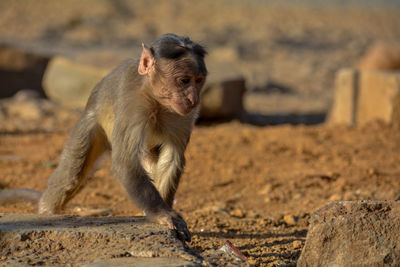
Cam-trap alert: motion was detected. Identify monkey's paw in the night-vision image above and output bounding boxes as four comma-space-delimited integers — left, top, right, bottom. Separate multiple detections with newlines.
148, 210, 191, 242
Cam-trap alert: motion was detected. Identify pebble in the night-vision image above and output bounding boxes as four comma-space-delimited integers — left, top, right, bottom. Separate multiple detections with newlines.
292, 240, 303, 249
264, 196, 272, 203
198, 204, 229, 214
258, 183, 272, 195
329, 193, 342, 201
248, 258, 257, 265
283, 215, 298, 225
230, 208, 245, 218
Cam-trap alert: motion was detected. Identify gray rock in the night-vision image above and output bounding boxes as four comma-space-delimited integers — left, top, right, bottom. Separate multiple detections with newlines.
42, 56, 109, 108
298, 201, 400, 267
0, 214, 202, 266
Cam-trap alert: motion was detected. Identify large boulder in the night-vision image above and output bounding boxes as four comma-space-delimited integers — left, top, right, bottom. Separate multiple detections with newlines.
298, 201, 400, 266
42, 56, 109, 108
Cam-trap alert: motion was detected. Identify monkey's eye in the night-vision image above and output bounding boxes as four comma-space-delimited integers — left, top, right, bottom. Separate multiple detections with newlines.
179, 78, 191, 85
195, 77, 204, 84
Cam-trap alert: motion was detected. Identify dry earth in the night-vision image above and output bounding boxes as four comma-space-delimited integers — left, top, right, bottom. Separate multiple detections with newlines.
0, 103, 400, 266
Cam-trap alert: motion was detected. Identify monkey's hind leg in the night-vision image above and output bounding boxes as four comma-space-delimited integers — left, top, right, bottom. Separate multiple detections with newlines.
38, 116, 108, 214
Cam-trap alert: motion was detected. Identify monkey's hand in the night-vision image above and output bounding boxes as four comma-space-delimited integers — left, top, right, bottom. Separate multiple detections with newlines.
147, 209, 191, 242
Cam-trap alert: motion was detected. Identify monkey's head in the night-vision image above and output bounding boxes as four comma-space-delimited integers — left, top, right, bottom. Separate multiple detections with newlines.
138, 34, 207, 116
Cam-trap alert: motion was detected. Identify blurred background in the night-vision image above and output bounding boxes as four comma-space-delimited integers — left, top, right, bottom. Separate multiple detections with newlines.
1, 0, 400, 125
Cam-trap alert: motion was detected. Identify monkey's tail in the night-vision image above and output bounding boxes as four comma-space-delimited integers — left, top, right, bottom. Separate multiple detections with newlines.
0, 188, 42, 204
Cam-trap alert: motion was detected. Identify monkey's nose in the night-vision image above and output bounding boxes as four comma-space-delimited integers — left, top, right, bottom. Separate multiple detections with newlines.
187, 94, 198, 107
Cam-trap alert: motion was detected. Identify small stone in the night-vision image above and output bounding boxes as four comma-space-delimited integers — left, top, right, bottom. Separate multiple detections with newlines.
258, 183, 272, 195
13, 89, 41, 101
248, 258, 257, 265
7, 99, 44, 120
247, 210, 260, 219
292, 240, 303, 249
199, 204, 229, 214
368, 168, 379, 176
230, 208, 245, 218
54, 243, 63, 251
263, 196, 272, 203
293, 193, 303, 200
329, 193, 342, 201
1, 256, 6, 261
283, 215, 298, 225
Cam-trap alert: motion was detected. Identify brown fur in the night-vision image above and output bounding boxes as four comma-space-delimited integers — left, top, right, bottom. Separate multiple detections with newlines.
2, 34, 207, 242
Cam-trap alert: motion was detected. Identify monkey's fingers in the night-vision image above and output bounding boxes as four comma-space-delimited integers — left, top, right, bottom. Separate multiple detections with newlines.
147, 211, 191, 242
171, 216, 191, 242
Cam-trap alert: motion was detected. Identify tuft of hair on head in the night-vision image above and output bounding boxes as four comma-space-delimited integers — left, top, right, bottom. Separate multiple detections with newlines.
150, 33, 207, 62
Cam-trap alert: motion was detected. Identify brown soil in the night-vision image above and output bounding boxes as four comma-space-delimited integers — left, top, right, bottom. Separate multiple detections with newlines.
1, 111, 400, 266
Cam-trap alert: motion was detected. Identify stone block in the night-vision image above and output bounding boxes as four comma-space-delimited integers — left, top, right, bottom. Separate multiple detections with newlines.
298, 201, 400, 266
42, 57, 109, 108
327, 69, 358, 125
0, 214, 202, 266
328, 69, 400, 126
200, 78, 246, 119
358, 71, 400, 125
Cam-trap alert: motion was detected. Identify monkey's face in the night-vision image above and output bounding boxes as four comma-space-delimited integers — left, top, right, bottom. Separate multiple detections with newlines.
168, 74, 205, 115
155, 58, 207, 116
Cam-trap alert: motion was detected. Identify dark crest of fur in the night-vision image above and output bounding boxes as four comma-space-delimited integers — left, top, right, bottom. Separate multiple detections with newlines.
150, 33, 207, 75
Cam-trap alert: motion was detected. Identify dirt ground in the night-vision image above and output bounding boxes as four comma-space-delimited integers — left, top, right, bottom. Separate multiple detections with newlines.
1, 106, 400, 266
1, 1, 400, 266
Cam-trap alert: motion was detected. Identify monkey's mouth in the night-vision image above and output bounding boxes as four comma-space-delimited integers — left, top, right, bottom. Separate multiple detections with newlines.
171, 102, 195, 116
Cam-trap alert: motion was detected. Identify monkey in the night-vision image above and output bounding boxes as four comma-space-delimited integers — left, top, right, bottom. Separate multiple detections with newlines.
0, 33, 207, 242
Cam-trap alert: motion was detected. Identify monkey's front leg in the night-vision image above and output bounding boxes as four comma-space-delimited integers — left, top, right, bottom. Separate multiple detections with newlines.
154, 141, 186, 207
111, 144, 191, 242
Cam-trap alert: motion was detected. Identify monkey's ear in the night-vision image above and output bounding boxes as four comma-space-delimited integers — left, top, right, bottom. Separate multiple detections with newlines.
138, 43, 155, 76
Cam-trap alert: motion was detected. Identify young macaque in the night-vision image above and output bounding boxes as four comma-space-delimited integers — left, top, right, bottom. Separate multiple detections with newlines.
0, 33, 207, 241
